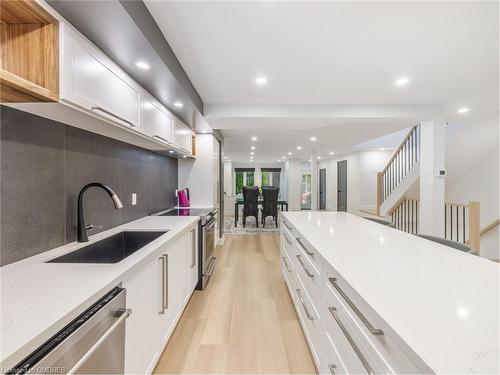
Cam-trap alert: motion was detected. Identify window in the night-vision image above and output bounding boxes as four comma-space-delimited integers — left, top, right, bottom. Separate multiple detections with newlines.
261, 172, 280, 188
301, 173, 311, 210
235, 168, 255, 194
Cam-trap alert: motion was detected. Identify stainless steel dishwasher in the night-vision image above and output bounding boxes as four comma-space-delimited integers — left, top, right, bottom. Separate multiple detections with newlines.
8, 286, 131, 374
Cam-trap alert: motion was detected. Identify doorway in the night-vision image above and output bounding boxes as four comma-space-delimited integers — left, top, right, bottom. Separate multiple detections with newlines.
337, 160, 347, 211
319, 168, 326, 210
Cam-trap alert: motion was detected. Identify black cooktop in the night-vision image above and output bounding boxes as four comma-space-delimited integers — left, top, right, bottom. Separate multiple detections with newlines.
154, 208, 212, 217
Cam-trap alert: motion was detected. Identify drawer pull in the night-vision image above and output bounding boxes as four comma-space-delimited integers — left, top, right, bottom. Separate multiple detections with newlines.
329, 307, 374, 374
283, 221, 293, 230
153, 135, 171, 144
282, 257, 292, 273
328, 364, 337, 374
329, 277, 384, 336
296, 289, 314, 320
296, 237, 314, 256
296, 255, 314, 278
284, 233, 293, 245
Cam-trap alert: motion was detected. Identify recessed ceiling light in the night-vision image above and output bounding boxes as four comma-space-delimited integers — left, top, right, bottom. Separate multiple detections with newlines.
394, 77, 410, 87
255, 76, 267, 85
277, 159, 281, 162
251, 146, 255, 150
173, 102, 183, 107
201, 130, 207, 134
296, 146, 302, 150
288, 152, 292, 155
457, 107, 470, 114
182, 155, 187, 158
250, 152, 255, 155
135, 61, 150, 70
224, 156, 228, 159
251, 136, 258, 141
317, 156, 322, 159
228, 159, 231, 162
169, 150, 174, 154
380, 147, 385, 151
310, 136, 317, 142
308, 159, 311, 162
329, 152, 334, 155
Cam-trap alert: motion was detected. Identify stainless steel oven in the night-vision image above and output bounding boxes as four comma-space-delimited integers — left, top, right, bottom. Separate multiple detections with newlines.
198, 209, 217, 289
8, 287, 131, 374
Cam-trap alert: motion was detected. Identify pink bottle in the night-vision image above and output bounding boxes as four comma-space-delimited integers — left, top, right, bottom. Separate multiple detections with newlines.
178, 189, 190, 207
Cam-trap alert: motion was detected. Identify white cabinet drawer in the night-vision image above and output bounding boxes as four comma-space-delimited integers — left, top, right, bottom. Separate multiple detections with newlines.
295, 272, 323, 370
61, 24, 140, 128
322, 329, 349, 375
140, 95, 174, 144
282, 218, 323, 272
324, 266, 424, 374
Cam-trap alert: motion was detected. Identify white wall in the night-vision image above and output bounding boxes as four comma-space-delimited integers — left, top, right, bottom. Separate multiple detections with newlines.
446, 147, 499, 259
358, 150, 393, 207
316, 150, 391, 214
286, 160, 302, 211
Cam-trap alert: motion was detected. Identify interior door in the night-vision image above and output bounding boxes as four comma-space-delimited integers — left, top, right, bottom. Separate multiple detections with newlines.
319, 168, 326, 210
337, 160, 347, 211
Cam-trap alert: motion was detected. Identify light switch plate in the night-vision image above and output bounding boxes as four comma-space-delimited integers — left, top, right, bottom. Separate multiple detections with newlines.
132, 193, 137, 205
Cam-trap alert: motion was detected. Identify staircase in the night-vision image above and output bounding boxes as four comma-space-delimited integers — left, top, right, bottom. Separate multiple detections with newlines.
374, 124, 482, 255
376, 124, 420, 216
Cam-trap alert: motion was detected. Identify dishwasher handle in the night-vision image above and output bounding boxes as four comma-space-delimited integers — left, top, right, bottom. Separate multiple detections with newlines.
66, 308, 132, 374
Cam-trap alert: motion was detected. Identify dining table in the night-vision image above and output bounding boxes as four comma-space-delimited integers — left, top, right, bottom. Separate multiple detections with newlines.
234, 198, 289, 227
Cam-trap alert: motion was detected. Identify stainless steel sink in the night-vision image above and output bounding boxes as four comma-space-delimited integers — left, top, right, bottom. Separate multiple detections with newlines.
47, 231, 168, 264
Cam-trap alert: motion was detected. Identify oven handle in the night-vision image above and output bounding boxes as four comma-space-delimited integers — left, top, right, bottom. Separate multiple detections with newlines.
66, 308, 132, 374
204, 217, 216, 229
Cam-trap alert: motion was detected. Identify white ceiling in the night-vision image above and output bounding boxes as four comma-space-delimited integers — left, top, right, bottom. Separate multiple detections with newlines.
145, 1, 499, 163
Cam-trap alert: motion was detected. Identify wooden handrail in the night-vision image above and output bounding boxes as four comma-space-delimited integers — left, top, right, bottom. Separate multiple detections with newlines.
468, 201, 480, 255
480, 219, 499, 237
381, 125, 418, 174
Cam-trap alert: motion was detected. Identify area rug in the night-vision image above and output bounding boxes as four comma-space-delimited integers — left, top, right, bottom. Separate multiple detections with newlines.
224, 215, 279, 234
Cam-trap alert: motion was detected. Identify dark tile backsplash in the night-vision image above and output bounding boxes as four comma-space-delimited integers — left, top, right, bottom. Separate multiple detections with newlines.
0, 106, 177, 266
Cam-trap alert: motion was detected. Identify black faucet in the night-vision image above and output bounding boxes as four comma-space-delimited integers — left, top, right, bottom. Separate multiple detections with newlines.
77, 183, 123, 242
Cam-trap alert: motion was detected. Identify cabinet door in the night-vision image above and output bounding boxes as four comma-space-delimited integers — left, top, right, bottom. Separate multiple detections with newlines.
174, 121, 192, 153
140, 96, 174, 144
123, 259, 160, 374
158, 230, 190, 346
188, 227, 198, 291
61, 24, 140, 127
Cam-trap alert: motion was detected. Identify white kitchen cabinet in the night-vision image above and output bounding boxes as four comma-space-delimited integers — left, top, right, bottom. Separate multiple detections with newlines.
60, 23, 140, 128
174, 120, 193, 153
140, 95, 174, 144
123, 259, 160, 374
123, 224, 198, 374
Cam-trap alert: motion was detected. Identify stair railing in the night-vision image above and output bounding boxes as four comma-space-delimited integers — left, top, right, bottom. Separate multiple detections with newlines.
376, 124, 420, 215
389, 199, 481, 256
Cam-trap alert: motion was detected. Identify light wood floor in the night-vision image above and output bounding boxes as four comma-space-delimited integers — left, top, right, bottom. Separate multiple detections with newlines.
154, 234, 317, 374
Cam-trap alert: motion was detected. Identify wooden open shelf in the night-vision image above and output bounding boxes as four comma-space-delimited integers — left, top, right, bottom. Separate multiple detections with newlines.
0, 0, 59, 102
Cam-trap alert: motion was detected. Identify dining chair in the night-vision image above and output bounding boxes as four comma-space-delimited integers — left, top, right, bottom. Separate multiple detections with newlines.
242, 186, 259, 228
261, 186, 279, 228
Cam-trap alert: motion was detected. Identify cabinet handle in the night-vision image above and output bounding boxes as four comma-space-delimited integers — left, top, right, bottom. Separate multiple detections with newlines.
328, 364, 337, 375
282, 257, 292, 272
163, 254, 169, 309
91, 106, 135, 127
296, 289, 314, 320
329, 277, 383, 336
206, 256, 217, 278
153, 135, 171, 144
296, 237, 314, 256
283, 221, 292, 230
329, 307, 374, 374
284, 233, 293, 245
296, 255, 314, 278
190, 229, 196, 268
159, 256, 166, 314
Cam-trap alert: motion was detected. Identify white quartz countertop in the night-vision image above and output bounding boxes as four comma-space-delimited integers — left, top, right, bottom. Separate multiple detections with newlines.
282, 211, 499, 374
0, 215, 199, 369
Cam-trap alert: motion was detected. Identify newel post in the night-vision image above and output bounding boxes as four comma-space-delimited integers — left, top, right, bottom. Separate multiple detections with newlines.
468, 201, 480, 256
376, 172, 383, 216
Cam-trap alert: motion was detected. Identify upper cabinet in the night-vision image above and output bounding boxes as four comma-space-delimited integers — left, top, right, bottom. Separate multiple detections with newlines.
1, 2, 198, 158
0, 0, 59, 102
175, 120, 193, 154
140, 94, 175, 145
60, 24, 140, 128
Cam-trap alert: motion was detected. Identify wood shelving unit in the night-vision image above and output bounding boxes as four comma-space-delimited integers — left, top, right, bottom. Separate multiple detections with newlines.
0, 0, 59, 102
